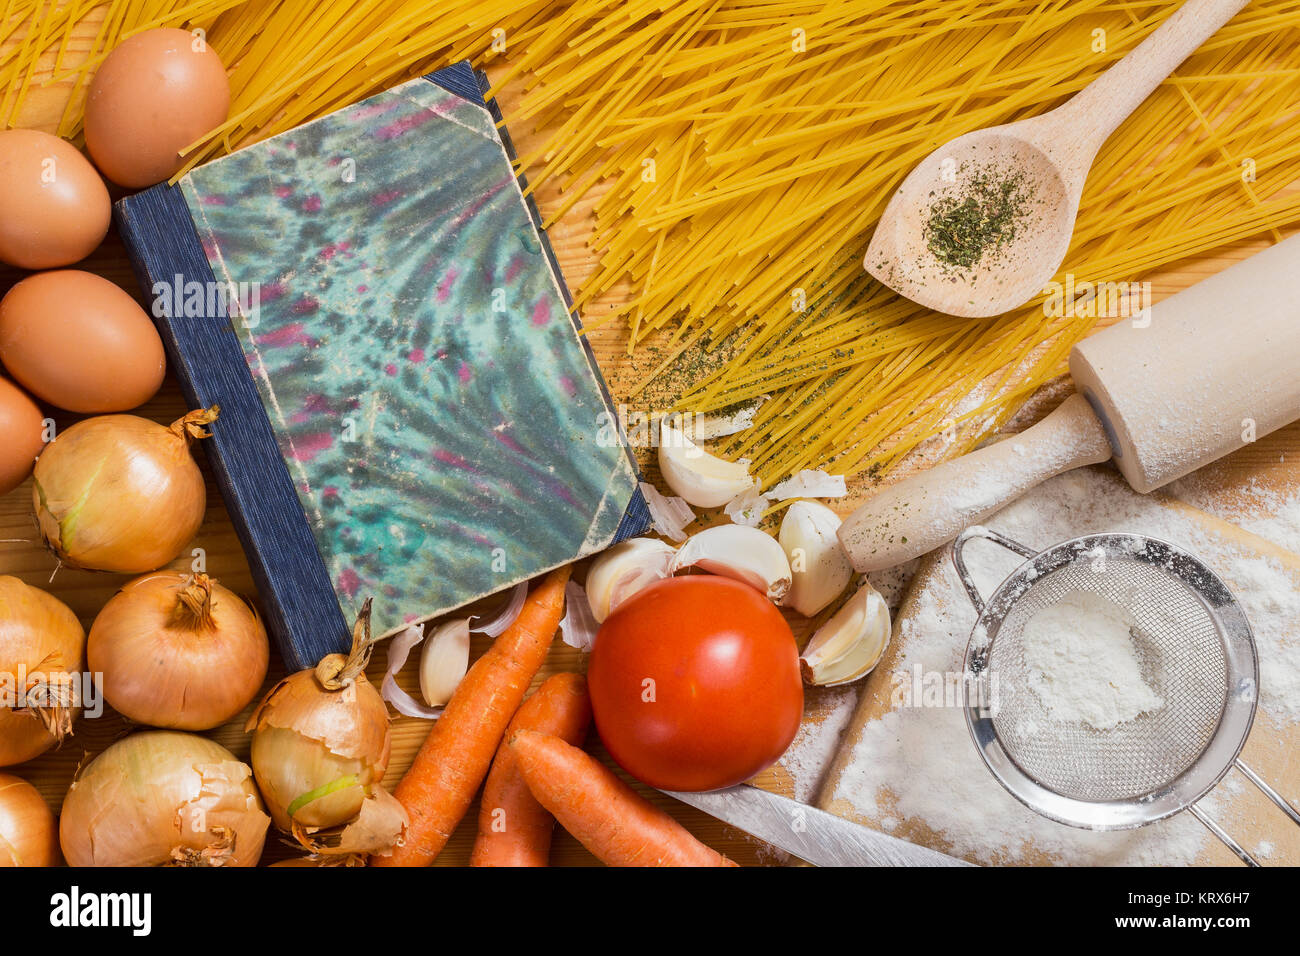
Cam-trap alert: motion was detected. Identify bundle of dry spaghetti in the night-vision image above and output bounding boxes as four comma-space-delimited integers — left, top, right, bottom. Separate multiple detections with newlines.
5, 0, 1300, 484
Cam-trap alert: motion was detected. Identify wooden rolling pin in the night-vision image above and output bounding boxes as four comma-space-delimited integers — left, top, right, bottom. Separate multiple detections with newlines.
838, 234, 1300, 571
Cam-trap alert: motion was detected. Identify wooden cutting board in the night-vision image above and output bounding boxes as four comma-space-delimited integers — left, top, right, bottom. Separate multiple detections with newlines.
815, 420, 1300, 866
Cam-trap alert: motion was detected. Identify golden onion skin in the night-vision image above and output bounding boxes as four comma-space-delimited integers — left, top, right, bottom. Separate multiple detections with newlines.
59, 730, 269, 867
0, 576, 84, 766
246, 667, 391, 833
88, 572, 269, 730
0, 773, 60, 866
32, 412, 210, 574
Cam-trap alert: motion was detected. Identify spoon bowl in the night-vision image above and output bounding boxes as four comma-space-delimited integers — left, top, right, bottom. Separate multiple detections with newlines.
864, 0, 1250, 318
866, 128, 1076, 318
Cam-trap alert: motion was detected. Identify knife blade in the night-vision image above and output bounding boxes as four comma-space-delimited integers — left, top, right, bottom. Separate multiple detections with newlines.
663, 784, 973, 867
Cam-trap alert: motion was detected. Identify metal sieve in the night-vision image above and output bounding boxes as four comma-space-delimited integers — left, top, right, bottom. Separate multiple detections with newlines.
953, 527, 1300, 866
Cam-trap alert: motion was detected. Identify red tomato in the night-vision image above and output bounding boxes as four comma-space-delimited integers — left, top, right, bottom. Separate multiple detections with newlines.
587, 575, 803, 791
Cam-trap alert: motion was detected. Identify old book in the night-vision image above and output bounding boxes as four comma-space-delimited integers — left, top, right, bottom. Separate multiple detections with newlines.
116, 62, 648, 670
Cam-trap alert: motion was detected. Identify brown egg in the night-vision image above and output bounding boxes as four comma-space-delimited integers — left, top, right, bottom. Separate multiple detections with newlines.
0, 129, 111, 270
0, 377, 46, 497
84, 28, 230, 188
0, 271, 166, 413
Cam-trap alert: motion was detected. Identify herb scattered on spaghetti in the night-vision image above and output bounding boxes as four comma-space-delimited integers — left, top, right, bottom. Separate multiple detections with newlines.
926, 167, 1031, 270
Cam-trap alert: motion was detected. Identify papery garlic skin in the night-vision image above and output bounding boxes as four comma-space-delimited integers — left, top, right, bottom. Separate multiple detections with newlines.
419, 619, 471, 707
638, 481, 695, 541
671, 524, 792, 602
585, 537, 677, 622
778, 501, 854, 616
658, 420, 755, 508
724, 482, 770, 527
800, 580, 891, 686
769, 469, 848, 501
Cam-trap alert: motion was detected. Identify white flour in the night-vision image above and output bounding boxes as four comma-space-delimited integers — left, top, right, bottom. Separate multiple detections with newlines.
778, 686, 857, 802
772, 570, 914, 806
831, 466, 1297, 866
1170, 472, 1300, 557
1020, 591, 1163, 729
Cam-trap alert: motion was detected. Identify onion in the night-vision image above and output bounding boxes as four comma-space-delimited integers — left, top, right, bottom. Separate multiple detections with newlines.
88, 572, 269, 730
0, 773, 60, 866
0, 576, 85, 766
269, 856, 360, 867
33, 406, 217, 574
246, 600, 407, 858
59, 730, 269, 867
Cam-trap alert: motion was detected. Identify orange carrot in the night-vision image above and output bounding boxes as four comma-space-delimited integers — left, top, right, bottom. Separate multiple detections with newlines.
374, 566, 571, 867
470, 672, 592, 867
509, 730, 737, 867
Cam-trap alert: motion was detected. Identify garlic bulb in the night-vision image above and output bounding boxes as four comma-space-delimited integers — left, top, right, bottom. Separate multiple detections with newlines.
419, 619, 471, 707
800, 581, 891, 686
585, 537, 677, 622
658, 420, 754, 508
671, 524, 792, 602
778, 501, 854, 616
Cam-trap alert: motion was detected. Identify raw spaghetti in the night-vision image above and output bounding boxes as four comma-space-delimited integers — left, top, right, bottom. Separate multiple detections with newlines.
5, 1, 1300, 485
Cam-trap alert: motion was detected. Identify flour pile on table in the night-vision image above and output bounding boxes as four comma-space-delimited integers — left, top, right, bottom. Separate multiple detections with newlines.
831, 466, 1299, 865
1171, 470, 1300, 556
779, 686, 857, 803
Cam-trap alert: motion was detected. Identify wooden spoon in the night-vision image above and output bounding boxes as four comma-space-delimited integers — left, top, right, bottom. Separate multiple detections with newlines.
864, 0, 1250, 318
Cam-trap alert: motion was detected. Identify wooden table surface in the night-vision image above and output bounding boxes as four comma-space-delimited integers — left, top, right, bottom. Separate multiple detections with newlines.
3, 13, 1296, 867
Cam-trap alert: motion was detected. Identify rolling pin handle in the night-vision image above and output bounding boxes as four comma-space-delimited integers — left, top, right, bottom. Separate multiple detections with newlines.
837, 395, 1113, 572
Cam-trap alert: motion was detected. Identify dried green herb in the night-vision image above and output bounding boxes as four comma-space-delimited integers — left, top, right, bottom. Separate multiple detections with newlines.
925, 167, 1030, 270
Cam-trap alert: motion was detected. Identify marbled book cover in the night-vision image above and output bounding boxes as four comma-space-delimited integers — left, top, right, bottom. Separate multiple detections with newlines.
172, 75, 643, 638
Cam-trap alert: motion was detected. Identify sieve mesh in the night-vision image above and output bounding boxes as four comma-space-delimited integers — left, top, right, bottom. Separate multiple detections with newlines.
986, 553, 1228, 802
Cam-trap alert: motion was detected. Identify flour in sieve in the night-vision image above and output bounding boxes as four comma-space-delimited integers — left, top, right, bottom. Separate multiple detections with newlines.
1020, 590, 1164, 730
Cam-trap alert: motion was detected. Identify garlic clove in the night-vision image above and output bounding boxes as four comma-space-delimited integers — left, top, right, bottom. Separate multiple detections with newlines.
778, 500, 854, 616
419, 618, 471, 707
671, 524, 792, 602
585, 537, 678, 622
800, 581, 892, 686
658, 419, 755, 508
560, 580, 600, 651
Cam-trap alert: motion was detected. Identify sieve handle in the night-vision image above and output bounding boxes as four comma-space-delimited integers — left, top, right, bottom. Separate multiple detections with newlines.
1236, 760, 1300, 830
951, 526, 1038, 615
1188, 806, 1259, 867
1185, 758, 1300, 867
